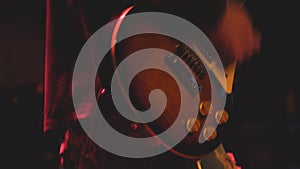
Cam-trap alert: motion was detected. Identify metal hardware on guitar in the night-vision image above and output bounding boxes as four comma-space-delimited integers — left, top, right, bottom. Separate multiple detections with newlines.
203, 127, 218, 141
186, 118, 201, 134
199, 101, 212, 117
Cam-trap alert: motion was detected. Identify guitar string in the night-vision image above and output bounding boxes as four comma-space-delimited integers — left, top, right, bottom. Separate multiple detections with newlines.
176, 43, 207, 79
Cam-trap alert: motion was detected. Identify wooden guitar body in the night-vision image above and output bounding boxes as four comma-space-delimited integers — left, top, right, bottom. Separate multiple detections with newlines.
97, 32, 234, 159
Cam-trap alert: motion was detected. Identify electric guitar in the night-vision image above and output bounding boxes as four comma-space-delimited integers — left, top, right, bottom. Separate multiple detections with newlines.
97, 31, 237, 159
97, 5, 238, 159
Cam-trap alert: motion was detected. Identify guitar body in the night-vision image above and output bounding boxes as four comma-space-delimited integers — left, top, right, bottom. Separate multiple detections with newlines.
97, 5, 236, 159
97, 32, 233, 159
128, 63, 220, 158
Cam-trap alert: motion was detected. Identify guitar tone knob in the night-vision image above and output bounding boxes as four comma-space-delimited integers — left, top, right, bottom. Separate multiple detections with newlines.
203, 127, 217, 141
199, 101, 212, 116
186, 118, 201, 133
215, 110, 229, 124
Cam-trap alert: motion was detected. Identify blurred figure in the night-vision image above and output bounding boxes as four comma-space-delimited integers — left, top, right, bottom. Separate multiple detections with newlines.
43, 0, 260, 169
209, 0, 261, 65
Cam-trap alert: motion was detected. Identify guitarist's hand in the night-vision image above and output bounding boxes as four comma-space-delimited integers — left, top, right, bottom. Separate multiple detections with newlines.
209, 1, 261, 65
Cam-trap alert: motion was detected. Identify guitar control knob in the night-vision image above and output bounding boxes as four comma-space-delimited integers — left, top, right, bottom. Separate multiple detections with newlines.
215, 110, 229, 124
199, 101, 212, 116
203, 127, 217, 141
186, 118, 201, 133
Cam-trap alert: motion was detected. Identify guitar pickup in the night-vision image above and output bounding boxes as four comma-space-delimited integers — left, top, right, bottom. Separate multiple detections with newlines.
164, 53, 200, 97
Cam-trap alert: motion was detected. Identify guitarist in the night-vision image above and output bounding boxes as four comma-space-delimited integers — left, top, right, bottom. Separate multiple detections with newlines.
42, 0, 261, 169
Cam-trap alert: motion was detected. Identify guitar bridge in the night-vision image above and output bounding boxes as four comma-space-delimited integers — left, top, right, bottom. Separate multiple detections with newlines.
164, 43, 207, 96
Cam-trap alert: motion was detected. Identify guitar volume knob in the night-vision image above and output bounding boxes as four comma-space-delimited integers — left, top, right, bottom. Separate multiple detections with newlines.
199, 101, 212, 117
215, 110, 229, 124
186, 118, 201, 134
203, 127, 217, 141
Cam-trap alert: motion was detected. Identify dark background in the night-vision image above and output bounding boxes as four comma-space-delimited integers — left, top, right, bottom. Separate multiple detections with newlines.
0, 0, 299, 169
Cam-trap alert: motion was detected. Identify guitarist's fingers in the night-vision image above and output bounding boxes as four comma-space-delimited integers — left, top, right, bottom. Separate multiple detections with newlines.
209, 1, 261, 64
236, 28, 261, 63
